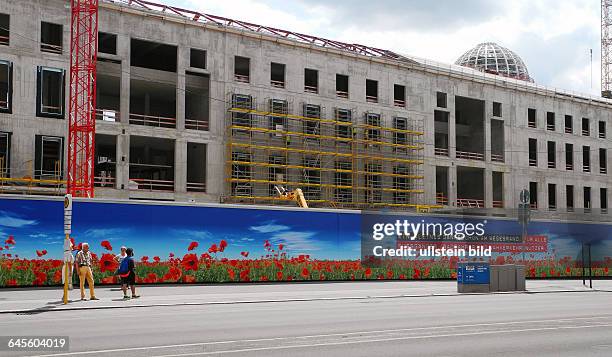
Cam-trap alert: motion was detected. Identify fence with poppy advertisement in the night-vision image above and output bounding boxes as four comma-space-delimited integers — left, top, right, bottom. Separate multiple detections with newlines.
0, 197, 611, 287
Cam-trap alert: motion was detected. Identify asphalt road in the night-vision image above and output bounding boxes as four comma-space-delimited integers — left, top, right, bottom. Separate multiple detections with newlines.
2, 290, 612, 357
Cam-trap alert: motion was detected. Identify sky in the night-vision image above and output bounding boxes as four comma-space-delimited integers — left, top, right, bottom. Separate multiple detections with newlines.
166, 0, 601, 95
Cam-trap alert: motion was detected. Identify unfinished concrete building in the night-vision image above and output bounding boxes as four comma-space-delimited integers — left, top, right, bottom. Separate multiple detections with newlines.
1, 0, 612, 215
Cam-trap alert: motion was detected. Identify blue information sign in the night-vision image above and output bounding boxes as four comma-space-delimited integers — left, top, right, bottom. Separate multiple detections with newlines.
457, 263, 490, 284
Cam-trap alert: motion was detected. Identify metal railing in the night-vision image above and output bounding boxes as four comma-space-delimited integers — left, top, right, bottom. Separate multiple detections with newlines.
95, 108, 120, 122
582, 129, 590, 136
234, 74, 249, 83
393, 99, 405, 107
94, 176, 116, 188
583, 165, 591, 173
601, 167, 607, 175
187, 182, 206, 192
546, 124, 555, 131
304, 85, 318, 94
336, 90, 348, 99
491, 153, 504, 163
436, 193, 448, 205
128, 178, 174, 191
366, 95, 378, 103
0, 100, 7, 110
270, 80, 285, 88
547, 161, 555, 169
529, 158, 537, 166
185, 118, 209, 131
566, 163, 573, 170
456, 150, 484, 160
456, 198, 484, 208
0, 35, 8, 46
434, 147, 449, 156
129, 113, 176, 128
530, 203, 538, 209
528, 121, 536, 128
492, 200, 504, 208
41, 104, 62, 115
599, 132, 606, 139
548, 204, 557, 211
565, 127, 573, 134
41, 43, 62, 54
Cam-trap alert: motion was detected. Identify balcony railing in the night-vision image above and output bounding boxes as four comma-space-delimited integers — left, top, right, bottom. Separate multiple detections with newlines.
529, 158, 537, 166
434, 147, 449, 156
234, 74, 249, 83
0, 35, 8, 46
271, 80, 285, 88
491, 153, 504, 163
456, 198, 484, 208
336, 90, 348, 99
366, 95, 378, 103
583, 165, 591, 173
566, 163, 573, 170
492, 200, 504, 208
565, 127, 573, 134
547, 161, 555, 169
530, 203, 538, 209
185, 118, 209, 131
0, 100, 7, 110
436, 193, 448, 206
601, 167, 607, 175
456, 151, 484, 161
187, 182, 206, 192
546, 124, 555, 131
528, 121, 536, 128
582, 129, 590, 136
599, 132, 606, 139
41, 43, 62, 54
129, 113, 176, 128
94, 176, 116, 188
393, 99, 405, 107
128, 178, 174, 191
304, 85, 318, 94
96, 109, 120, 122
548, 204, 557, 211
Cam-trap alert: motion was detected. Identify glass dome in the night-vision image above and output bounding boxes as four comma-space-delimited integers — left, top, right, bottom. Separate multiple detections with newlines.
455, 42, 533, 82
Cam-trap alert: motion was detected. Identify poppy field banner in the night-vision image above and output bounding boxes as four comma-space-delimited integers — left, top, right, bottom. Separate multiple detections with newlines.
0, 197, 611, 287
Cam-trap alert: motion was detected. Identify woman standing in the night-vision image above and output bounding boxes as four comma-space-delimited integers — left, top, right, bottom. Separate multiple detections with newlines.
118, 247, 140, 300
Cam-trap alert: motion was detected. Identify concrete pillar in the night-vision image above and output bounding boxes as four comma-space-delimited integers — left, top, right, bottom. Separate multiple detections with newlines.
116, 133, 129, 190
449, 164, 457, 207
207, 141, 224, 199
484, 101, 491, 162
175, 139, 187, 193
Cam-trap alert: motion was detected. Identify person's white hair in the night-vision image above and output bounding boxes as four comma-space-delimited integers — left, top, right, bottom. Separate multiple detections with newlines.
120, 246, 127, 250
82, 242, 89, 248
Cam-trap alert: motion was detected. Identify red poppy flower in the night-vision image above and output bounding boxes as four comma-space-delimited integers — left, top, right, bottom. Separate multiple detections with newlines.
36, 250, 44, 257
276, 271, 283, 280
53, 269, 63, 283
99, 253, 119, 273
181, 253, 199, 271
219, 240, 228, 252
33, 271, 47, 286
364, 267, 372, 278
163, 266, 182, 282
144, 273, 158, 283
6, 279, 17, 287
188, 241, 199, 251
141, 256, 149, 263
605, 267, 610, 275
566, 266, 571, 274
399, 274, 406, 279
239, 269, 250, 282
200, 253, 212, 260
386, 270, 393, 279
101, 276, 117, 284
451, 272, 457, 279
101, 240, 113, 251
278, 244, 284, 251
240, 251, 249, 258
169, 253, 175, 258
51, 260, 62, 268
227, 269, 235, 280
5, 236, 15, 245
153, 256, 160, 263
6, 253, 11, 258
0, 247, 3, 251
208, 244, 218, 254
263, 240, 271, 250
301, 268, 310, 279
76, 243, 83, 251
286, 276, 293, 281
183, 275, 196, 283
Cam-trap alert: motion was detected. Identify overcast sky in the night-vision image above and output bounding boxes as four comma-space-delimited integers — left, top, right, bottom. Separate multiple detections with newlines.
171, 0, 600, 95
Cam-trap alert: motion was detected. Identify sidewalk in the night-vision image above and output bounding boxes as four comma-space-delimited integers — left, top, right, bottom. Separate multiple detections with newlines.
0, 280, 610, 314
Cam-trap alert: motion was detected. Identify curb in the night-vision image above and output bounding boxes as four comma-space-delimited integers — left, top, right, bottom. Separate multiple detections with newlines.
0, 288, 605, 315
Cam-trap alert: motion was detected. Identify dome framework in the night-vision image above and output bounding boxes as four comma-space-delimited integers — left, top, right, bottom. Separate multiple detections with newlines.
455, 42, 533, 82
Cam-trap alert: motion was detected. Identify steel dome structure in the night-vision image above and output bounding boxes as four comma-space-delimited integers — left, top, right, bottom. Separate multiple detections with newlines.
455, 42, 533, 82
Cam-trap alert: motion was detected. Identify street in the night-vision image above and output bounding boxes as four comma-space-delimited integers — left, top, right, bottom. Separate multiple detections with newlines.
1, 281, 612, 356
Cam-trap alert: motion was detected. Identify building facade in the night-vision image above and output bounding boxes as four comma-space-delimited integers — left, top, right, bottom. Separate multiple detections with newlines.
1, 0, 611, 216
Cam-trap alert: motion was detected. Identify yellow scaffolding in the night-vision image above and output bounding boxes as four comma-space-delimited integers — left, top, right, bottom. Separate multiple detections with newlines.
225, 93, 439, 211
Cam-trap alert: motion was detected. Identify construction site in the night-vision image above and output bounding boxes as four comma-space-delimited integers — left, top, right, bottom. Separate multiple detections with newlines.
1, 0, 612, 215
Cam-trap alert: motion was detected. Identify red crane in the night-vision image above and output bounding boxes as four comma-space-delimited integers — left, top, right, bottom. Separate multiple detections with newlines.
67, 0, 98, 198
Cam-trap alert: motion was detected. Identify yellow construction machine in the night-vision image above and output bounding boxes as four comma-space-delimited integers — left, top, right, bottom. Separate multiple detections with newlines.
274, 185, 308, 208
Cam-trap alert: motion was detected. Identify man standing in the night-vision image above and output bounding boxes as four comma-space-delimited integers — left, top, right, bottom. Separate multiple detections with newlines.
115, 246, 127, 264
75, 243, 98, 301
62, 238, 74, 290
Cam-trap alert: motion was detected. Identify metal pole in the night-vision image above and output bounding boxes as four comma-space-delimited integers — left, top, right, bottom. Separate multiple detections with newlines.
582, 243, 586, 286
588, 243, 593, 289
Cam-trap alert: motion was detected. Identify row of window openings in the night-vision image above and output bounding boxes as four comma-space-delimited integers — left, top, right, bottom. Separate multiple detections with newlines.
433, 92, 503, 118
530, 183, 608, 212
235, 57, 407, 106
528, 139, 607, 174
231, 96, 410, 143
527, 109, 607, 138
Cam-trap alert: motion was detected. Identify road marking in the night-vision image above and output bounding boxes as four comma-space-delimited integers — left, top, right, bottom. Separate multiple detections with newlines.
28, 315, 612, 357
149, 324, 612, 356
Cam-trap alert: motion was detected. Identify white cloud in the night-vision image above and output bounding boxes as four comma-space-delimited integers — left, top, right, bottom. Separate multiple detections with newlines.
270, 231, 322, 252
172, 229, 213, 240
82, 228, 129, 240
249, 222, 290, 233
0, 211, 37, 228
29, 233, 48, 239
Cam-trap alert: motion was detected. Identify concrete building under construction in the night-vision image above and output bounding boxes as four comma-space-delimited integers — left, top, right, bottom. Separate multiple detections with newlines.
1, 0, 612, 215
